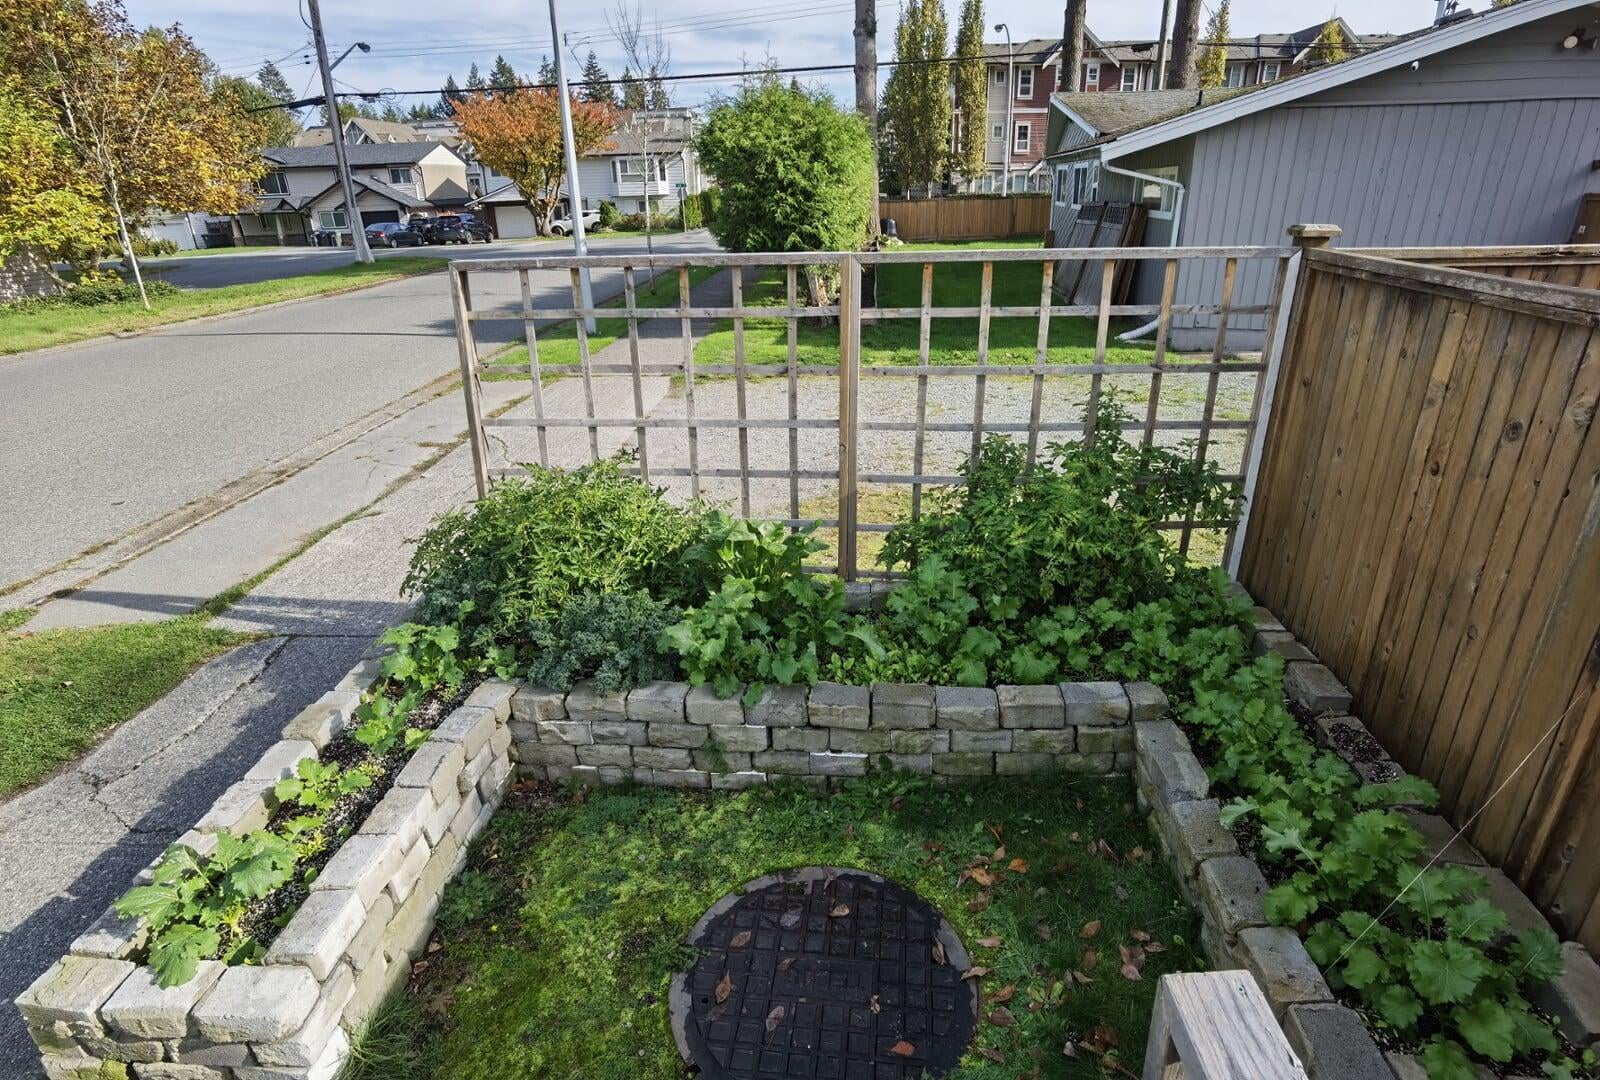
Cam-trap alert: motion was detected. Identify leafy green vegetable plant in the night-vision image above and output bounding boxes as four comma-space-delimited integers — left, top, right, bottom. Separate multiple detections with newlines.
351, 690, 427, 756
275, 758, 374, 813
526, 590, 680, 693
378, 623, 469, 692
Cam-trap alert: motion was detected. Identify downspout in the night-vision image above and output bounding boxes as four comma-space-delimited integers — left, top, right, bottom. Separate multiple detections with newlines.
1101, 160, 1185, 342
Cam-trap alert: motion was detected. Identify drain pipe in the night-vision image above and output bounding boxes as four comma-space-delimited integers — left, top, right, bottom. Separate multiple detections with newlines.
1101, 161, 1186, 342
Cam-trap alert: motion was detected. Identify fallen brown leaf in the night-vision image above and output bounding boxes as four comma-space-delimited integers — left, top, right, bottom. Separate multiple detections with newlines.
1120, 962, 1143, 980
1070, 970, 1094, 984
1144, 941, 1167, 954
1083, 1025, 1119, 1052
992, 845, 1006, 862
765, 1005, 785, 1033
1036, 921, 1054, 942
715, 971, 733, 1004
830, 903, 851, 917
1131, 929, 1151, 942
1008, 857, 1030, 873
971, 868, 995, 888
1061, 1040, 1079, 1058
991, 985, 1015, 1004
967, 894, 990, 913
869, 994, 880, 1014
890, 1040, 915, 1057
730, 931, 751, 948
932, 940, 946, 966
977, 935, 1002, 948
987, 1007, 1016, 1027
1081, 947, 1098, 970
1079, 919, 1101, 940
978, 1047, 1007, 1064
961, 965, 991, 980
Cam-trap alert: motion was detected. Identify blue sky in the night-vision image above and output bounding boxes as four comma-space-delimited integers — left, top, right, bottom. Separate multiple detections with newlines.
126, 0, 1441, 114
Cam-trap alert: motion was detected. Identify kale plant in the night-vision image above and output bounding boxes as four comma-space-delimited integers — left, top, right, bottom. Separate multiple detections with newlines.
525, 590, 681, 694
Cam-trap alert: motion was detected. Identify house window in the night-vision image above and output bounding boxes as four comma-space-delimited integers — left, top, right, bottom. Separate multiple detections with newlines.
317, 210, 348, 231
1084, 62, 1100, 89
1121, 66, 1138, 91
1262, 60, 1282, 81
257, 171, 288, 196
991, 123, 1004, 140
615, 157, 666, 182
387, 167, 414, 185
1138, 165, 1180, 217
1225, 63, 1246, 88
1073, 163, 1095, 205
1053, 165, 1070, 206
992, 67, 1005, 83
1014, 123, 1030, 153
1016, 66, 1034, 97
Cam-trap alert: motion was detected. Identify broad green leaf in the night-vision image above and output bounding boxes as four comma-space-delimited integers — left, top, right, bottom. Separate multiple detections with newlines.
1408, 939, 1490, 1005
1508, 927, 1564, 983
1418, 1036, 1475, 1080
1343, 945, 1386, 989
1453, 997, 1515, 1062
148, 923, 218, 989
1443, 898, 1508, 945
1304, 920, 1347, 967
1375, 985, 1424, 1032
1263, 878, 1318, 925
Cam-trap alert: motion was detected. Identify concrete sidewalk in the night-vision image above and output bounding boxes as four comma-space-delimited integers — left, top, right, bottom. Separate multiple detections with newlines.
0, 266, 743, 1076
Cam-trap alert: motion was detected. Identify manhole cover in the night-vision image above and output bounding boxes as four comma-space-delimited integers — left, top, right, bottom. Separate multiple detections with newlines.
669, 867, 979, 1079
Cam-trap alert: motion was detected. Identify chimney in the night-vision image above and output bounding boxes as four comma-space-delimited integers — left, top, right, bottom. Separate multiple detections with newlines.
1166, 0, 1201, 89
1060, 0, 1087, 92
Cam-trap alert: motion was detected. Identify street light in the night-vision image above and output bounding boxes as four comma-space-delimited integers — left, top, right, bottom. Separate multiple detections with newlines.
995, 22, 1013, 195
329, 41, 370, 71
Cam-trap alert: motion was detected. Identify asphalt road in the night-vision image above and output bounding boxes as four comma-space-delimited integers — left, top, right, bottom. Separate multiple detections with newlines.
132, 235, 565, 289
0, 230, 719, 594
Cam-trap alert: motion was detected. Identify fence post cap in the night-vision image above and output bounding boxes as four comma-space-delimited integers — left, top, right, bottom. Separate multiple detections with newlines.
1287, 224, 1342, 247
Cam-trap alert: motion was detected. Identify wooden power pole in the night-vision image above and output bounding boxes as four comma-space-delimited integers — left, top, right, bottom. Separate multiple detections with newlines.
1154, 0, 1174, 88
1167, 0, 1201, 90
1061, 0, 1087, 93
854, 0, 880, 234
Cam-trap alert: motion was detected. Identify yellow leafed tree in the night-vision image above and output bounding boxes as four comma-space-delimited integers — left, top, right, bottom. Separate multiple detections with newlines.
0, 77, 113, 281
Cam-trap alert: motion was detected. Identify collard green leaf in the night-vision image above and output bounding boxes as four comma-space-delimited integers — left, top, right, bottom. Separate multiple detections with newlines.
1508, 927, 1564, 984
1452, 997, 1515, 1062
1408, 939, 1490, 1005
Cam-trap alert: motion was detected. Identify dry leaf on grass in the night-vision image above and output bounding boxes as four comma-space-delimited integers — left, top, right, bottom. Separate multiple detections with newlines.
1083, 1025, 1119, 1052
1008, 857, 1029, 873
961, 966, 991, 980
967, 894, 990, 913
1081, 947, 1098, 969
1079, 920, 1102, 940
978, 1047, 1007, 1064
991, 985, 1015, 1004
977, 935, 1002, 948
987, 1007, 1016, 1027
1130, 929, 1151, 942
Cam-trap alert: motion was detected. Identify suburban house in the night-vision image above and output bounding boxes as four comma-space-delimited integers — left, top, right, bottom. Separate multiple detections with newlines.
235, 141, 473, 245
967, 19, 1390, 193
291, 115, 463, 148
467, 108, 705, 238
1043, 0, 1600, 346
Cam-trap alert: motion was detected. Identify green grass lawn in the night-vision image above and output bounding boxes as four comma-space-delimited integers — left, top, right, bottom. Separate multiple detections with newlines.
0, 616, 252, 796
483, 264, 722, 378
695, 239, 1161, 370
349, 773, 1205, 1079
1, 256, 445, 355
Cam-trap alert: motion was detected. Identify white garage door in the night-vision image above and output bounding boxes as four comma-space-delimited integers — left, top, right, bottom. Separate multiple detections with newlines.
495, 204, 537, 239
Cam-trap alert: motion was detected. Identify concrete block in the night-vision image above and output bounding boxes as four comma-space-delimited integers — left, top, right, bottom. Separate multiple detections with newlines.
1254, 630, 1317, 662
510, 685, 566, 723
489, 724, 511, 758
1135, 720, 1209, 804
576, 744, 634, 767
745, 684, 808, 727
102, 961, 224, 1039
1057, 752, 1115, 773
711, 771, 769, 791
633, 746, 693, 770
710, 724, 768, 752
191, 966, 318, 1043
751, 751, 810, 775
883, 753, 934, 774
534, 720, 592, 746
130, 1065, 228, 1079
1060, 681, 1129, 725
252, 963, 354, 1068
627, 681, 688, 722
1283, 1003, 1390, 1080
1283, 662, 1352, 715
166, 1039, 255, 1067
243, 740, 319, 783
458, 743, 494, 795
386, 835, 430, 906
808, 683, 870, 729
692, 749, 751, 772
1125, 682, 1169, 722
995, 752, 1054, 774
16, 956, 134, 1030
1398, 810, 1487, 867
519, 742, 579, 766
1528, 941, 1600, 1048
1159, 799, 1238, 879
590, 720, 648, 745
393, 739, 467, 807
420, 786, 460, 847
1197, 856, 1270, 938
193, 780, 278, 835
70, 905, 149, 961
932, 753, 993, 776
311, 833, 405, 908
565, 680, 626, 721
809, 752, 868, 777
1314, 715, 1404, 784
1236, 926, 1334, 1017
685, 683, 746, 725
431, 705, 497, 759
829, 728, 890, 754
997, 685, 1064, 729
950, 730, 1011, 752
889, 730, 946, 754
1012, 729, 1075, 754
281, 699, 348, 750
650, 768, 711, 789
870, 683, 934, 729
264, 889, 365, 981
647, 722, 707, 749
1250, 606, 1286, 632
447, 788, 484, 844
464, 679, 518, 722
344, 891, 393, 970
1077, 725, 1134, 753
935, 686, 999, 731
1481, 868, 1553, 946
772, 727, 829, 752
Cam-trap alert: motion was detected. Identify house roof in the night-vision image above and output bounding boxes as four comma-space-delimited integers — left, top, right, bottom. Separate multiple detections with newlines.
296, 175, 433, 212
1093, 19, 1393, 65
263, 141, 457, 169
291, 117, 456, 147
1051, 88, 1252, 144
1090, 0, 1592, 160
980, 38, 1060, 65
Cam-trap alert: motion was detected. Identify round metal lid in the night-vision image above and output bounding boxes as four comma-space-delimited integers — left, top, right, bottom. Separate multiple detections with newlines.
669, 867, 979, 1079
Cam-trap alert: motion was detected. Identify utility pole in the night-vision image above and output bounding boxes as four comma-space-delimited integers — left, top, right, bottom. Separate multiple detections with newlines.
1060, 0, 1086, 93
550, 0, 596, 331
854, 0, 880, 234
1166, 0, 1201, 91
306, 0, 373, 263
1154, 0, 1173, 88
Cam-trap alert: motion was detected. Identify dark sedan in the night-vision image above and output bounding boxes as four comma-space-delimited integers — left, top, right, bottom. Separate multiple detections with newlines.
365, 222, 423, 248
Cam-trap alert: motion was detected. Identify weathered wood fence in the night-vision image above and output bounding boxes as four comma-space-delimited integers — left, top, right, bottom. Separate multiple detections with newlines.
880, 194, 1050, 241
1238, 240, 1600, 952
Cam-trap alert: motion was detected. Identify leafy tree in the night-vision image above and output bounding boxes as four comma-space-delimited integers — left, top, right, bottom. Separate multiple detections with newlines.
618, 65, 646, 108
537, 55, 555, 84
214, 75, 297, 148
1196, 0, 1231, 89
580, 50, 614, 104
406, 101, 437, 121
950, 0, 986, 184
646, 67, 670, 109
451, 88, 616, 234
1310, 17, 1350, 64
695, 81, 873, 261
256, 60, 295, 105
4, 0, 265, 307
489, 54, 517, 92
0, 78, 114, 280
438, 74, 464, 116
881, 0, 950, 193
465, 62, 486, 93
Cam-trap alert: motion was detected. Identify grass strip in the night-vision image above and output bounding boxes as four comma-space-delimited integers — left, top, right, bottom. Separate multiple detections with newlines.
1, 256, 445, 355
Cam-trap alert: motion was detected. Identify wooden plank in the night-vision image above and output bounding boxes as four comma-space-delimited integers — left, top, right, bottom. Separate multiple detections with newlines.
450, 267, 490, 498
679, 265, 700, 500
1087, 259, 1115, 441
1027, 260, 1052, 467
1141, 260, 1179, 448
732, 266, 752, 517
972, 261, 993, 461
569, 267, 600, 462
912, 262, 933, 520
1187, 257, 1238, 555
622, 268, 650, 484
786, 266, 800, 522
1308, 248, 1600, 326
517, 268, 550, 467
1140, 972, 1308, 1080
838, 255, 860, 579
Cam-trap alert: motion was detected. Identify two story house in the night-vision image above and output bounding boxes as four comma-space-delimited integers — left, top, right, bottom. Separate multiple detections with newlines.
236, 141, 473, 245
467, 108, 705, 238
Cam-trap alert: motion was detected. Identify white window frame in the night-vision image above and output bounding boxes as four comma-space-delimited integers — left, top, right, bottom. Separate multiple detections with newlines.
1084, 61, 1100, 89
992, 66, 1006, 84
1140, 165, 1180, 219
387, 167, 414, 185
1121, 66, 1138, 91
1262, 60, 1282, 81
613, 156, 667, 183
257, 171, 288, 196
1225, 63, 1247, 88
1014, 123, 1030, 153
1016, 66, 1034, 98
991, 122, 1004, 140
1053, 165, 1070, 206
317, 209, 349, 232
1073, 163, 1095, 206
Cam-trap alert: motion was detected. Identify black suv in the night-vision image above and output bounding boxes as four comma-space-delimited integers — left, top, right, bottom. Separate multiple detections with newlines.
424, 214, 493, 244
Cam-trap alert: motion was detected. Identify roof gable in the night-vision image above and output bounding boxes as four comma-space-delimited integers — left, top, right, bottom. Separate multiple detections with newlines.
263, 141, 463, 169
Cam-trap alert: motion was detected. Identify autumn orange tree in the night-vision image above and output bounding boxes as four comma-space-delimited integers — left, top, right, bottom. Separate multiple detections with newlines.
1, 0, 266, 306
453, 89, 616, 235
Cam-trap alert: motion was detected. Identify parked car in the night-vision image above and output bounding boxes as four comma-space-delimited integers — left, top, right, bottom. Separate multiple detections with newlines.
549, 207, 601, 237
365, 222, 423, 248
453, 213, 495, 242
421, 215, 493, 244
